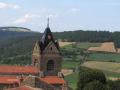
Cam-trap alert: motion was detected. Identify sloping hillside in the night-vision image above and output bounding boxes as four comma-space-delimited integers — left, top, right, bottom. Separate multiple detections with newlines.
0, 26, 120, 65
0, 27, 31, 32
88, 42, 117, 53
82, 61, 120, 79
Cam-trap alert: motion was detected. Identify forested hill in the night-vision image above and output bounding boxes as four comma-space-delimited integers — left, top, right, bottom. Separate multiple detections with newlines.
1, 27, 120, 65
0, 27, 40, 65
54, 30, 120, 48
55, 30, 112, 42
0, 27, 120, 48
0, 28, 40, 48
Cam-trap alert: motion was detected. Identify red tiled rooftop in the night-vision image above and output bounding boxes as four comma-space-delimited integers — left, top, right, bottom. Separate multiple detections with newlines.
8, 85, 39, 90
0, 65, 39, 74
0, 76, 19, 84
40, 76, 66, 84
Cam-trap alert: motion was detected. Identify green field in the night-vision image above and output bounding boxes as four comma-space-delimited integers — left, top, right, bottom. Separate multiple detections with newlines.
62, 42, 101, 49
82, 61, 120, 73
63, 60, 120, 90
62, 60, 79, 90
104, 70, 120, 78
82, 61, 120, 78
62, 42, 120, 90
88, 52, 120, 62
62, 42, 120, 63
65, 72, 78, 90
62, 60, 79, 69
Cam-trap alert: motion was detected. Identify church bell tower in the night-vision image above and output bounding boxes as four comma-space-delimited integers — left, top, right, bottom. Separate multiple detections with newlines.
32, 19, 62, 76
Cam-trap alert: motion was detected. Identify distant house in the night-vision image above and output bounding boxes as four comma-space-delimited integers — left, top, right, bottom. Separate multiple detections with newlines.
0, 20, 69, 90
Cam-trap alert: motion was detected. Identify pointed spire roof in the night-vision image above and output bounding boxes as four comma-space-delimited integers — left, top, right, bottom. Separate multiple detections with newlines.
39, 19, 60, 52
47, 17, 49, 27
41, 18, 53, 44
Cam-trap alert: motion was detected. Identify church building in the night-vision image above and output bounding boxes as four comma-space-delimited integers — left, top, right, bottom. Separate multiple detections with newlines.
0, 20, 69, 90
32, 18, 62, 77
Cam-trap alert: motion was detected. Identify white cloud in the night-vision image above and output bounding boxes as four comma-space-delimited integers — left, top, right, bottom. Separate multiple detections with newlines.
0, 2, 20, 9
14, 13, 41, 24
71, 8, 80, 12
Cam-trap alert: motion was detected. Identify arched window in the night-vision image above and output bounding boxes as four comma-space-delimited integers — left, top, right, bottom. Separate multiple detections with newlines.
47, 60, 54, 71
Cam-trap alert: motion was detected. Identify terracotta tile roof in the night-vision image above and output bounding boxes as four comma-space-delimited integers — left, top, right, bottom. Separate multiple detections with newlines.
40, 76, 66, 84
8, 85, 43, 90
0, 76, 19, 84
0, 65, 39, 74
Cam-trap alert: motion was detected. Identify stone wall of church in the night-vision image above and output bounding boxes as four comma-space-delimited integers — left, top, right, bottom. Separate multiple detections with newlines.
32, 55, 41, 68
21, 76, 36, 87
21, 76, 59, 90
32, 42, 41, 68
40, 54, 62, 76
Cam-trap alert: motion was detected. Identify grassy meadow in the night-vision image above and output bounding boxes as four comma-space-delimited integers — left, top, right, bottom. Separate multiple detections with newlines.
89, 52, 120, 62
62, 42, 101, 49
61, 42, 120, 90
82, 61, 120, 78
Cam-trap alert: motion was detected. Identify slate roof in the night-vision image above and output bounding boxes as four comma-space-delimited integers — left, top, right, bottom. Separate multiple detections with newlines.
39, 26, 60, 53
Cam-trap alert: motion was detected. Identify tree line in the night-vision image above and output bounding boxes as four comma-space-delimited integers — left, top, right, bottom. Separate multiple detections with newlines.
1, 27, 120, 48
54, 30, 120, 48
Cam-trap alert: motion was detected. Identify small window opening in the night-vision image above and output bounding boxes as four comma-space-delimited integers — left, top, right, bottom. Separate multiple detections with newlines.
47, 60, 54, 71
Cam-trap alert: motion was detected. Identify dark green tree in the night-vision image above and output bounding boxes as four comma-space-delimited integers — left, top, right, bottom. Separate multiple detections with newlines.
77, 67, 106, 90
83, 80, 106, 90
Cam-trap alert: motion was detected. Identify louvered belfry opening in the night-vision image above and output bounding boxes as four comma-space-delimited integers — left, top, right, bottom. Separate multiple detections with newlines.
47, 60, 54, 71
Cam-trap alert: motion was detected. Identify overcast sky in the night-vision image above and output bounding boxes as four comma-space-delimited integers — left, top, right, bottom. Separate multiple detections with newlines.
0, 0, 119, 32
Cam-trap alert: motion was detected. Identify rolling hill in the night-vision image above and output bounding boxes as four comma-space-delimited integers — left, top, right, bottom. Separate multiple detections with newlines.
1, 27, 120, 89
0, 26, 120, 65
0, 27, 31, 32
